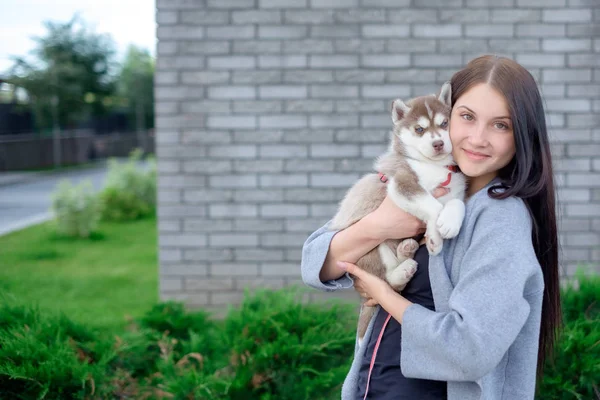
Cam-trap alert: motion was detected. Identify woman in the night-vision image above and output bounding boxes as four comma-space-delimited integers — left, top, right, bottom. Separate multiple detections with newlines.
300, 55, 561, 399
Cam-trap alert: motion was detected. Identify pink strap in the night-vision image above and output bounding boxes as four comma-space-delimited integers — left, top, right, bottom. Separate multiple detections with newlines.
362, 312, 393, 400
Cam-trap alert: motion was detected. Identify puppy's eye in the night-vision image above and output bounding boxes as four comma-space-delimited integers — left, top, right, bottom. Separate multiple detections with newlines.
440, 120, 448, 128
415, 126, 424, 134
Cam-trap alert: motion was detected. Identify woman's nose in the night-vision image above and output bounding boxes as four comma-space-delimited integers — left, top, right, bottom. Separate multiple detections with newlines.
467, 124, 488, 147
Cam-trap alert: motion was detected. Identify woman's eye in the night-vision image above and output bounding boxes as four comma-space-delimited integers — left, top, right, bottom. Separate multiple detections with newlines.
495, 122, 509, 130
461, 113, 473, 121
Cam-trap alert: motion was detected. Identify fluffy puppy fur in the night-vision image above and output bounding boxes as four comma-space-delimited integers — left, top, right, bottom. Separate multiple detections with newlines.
329, 82, 467, 342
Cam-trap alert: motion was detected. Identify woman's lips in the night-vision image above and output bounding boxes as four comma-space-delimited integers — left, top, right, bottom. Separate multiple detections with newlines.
463, 148, 490, 161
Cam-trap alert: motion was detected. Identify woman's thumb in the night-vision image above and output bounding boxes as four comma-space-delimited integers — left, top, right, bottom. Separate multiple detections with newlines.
337, 261, 355, 274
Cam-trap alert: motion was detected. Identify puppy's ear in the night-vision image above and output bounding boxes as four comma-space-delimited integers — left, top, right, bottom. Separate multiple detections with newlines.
391, 99, 410, 124
438, 81, 452, 106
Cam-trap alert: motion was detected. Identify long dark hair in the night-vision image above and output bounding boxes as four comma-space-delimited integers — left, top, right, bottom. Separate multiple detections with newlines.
450, 55, 561, 383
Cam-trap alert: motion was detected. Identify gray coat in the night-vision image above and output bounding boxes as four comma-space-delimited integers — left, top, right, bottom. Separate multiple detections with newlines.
300, 179, 545, 400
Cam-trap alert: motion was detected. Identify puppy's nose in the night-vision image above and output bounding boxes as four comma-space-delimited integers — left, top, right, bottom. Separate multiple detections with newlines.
433, 140, 444, 152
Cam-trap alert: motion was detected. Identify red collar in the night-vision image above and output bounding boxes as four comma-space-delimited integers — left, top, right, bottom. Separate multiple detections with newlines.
378, 165, 460, 186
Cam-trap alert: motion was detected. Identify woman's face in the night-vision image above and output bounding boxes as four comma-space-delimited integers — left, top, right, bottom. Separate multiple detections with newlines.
449, 83, 516, 182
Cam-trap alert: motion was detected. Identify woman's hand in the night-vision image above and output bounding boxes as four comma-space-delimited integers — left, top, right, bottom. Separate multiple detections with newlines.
338, 261, 393, 307
364, 187, 449, 241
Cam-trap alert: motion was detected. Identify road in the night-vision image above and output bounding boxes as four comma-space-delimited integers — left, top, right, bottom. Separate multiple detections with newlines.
0, 165, 109, 236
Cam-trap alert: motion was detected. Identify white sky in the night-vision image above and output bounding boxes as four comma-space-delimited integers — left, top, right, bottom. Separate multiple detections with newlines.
0, 0, 156, 74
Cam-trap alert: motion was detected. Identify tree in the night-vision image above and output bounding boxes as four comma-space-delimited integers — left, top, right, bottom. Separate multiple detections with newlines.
8, 15, 117, 132
117, 45, 155, 131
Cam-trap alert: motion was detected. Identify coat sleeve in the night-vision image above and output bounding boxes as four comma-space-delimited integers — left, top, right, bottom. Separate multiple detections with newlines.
400, 198, 543, 382
300, 219, 355, 292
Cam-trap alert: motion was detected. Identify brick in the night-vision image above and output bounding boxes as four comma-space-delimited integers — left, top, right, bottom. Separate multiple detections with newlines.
261, 262, 302, 277
543, 9, 592, 22
565, 233, 600, 247
232, 160, 284, 173
184, 219, 233, 232
208, 0, 255, 7
310, 115, 359, 128
233, 71, 282, 84
284, 188, 338, 201
183, 248, 234, 262
309, 55, 358, 68
361, 0, 410, 6
543, 69, 592, 83
413, 24, 461, 38
233, 189, 284, 202
159, 205, 207, 217
259, 174, 308, 187
360, 115, 389, 129
210, 263, 259, 276
157, 26, 204, 39
284, 10, 335, 24
179, 41, 230, 55
285, 159, 336, 172
467, 24, 514, 37
387, 9, 437, 23
568, 174, 600, 187
567, 24, 600, 38
183, 189, 233, 203
181, 131, 231, 144
206, 25, 255, 39
413, 0, 462, 6
285, 218, 330, 231
183, 160, 233, 174
516, 24, 566, 38
161, 234, 207, 248
259, 85, 307, 98
491, 9, 541, 22
161, 264, 208, 276
234, 219, 285, 232
209, 175, 258, 188
334, 9, 386, 23
467, 0, 513, 5
235, 249, 285, 261
545, 99, 591, 112
157, 0, 204, 9
438, 39, 488, 53
259, 25, 308, 38
233, 100, 282, 114
161, 278, 183, 292
259, 56, 307, 69
362, 84, 410, 98
310, 203, 340, 217
157, 11, 178, 24
210, 204, 257, 218
557, 188, 591, 202
186, 278, 235, 291
284, 70, 334, 83
180, 11, 229, 25
211, 291, 245, 305
181, 71, 229, 85
233, 40, 281, 54
157, 160, 181, 174
311, 144, 360, 158
311, 85, 359, 98
234, 128, 283, 143
516, 54, 565, 68
283, 39, 334, 53
517, 0, 565, 5
360, 55, 410, 68
311, 173, 359, 187
286, 100, 336, 113
207, 116, 257, 129
335, 100, 386, 112
236, 278, 286, 289
311, 25, 360, 37
362, 25, 410, 37
260, 204, 308, 218
208, 86, 256, 99
543, 39, 591, 52
439, 10, 488, 22
568, 54, 600, 68
413, 54, 463, 67
159, 218, 181, 231
210, 234, 259, 247
567, 115, 599, 128
160, 249, 182, 262
232, 10, 282, 24
259, 115, 308, 129
553, 158, 591, 172
489, 39, 540, 52
386, 69, 437, 83
311, 0, 358, 7
260, 0, 307, 7
208, 56, 256, 70
336, 129, 387, 142
261, 233, 308, 247
208, 145, 257, 158
157, 41, 178, 55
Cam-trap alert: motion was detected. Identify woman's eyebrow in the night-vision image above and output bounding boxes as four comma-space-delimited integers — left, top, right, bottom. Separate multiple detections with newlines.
456, 105, 511, 120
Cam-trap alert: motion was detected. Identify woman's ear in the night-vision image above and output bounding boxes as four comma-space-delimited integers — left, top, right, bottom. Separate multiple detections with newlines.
391, 99, 410, 124
438, 81, 452, 106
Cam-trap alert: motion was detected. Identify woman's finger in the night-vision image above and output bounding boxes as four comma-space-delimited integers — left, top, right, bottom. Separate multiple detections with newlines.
364, 298, 378, 307
337, 261, 360, 276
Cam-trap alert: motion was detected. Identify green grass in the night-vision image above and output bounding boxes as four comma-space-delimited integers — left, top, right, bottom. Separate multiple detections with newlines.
0, 217, 158, 331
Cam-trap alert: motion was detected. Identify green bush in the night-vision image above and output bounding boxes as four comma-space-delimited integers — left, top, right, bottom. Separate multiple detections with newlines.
0, 277, 597, 400
536, 270, 600, 400
50, 179, 102, 238
100, 149, 156, 221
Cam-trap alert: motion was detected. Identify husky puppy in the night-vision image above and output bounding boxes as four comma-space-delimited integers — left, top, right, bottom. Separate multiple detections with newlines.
328, 82, 467, 341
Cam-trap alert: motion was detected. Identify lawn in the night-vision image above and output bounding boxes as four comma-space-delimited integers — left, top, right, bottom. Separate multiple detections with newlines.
0, 217, 158, 331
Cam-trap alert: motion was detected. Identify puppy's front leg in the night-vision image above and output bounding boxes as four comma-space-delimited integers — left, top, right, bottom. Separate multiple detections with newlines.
387, 174, 444, 255
437, 198, 466, 239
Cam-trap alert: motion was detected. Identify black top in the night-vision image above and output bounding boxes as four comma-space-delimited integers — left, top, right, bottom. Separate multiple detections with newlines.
356, 244, 447, 400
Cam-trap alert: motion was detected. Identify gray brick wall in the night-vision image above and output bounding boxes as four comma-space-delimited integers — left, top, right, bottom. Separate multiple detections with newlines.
156, 0, 600, 313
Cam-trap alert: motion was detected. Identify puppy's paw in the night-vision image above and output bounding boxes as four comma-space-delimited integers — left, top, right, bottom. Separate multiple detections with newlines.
397, 238, 419, 259
387, 258, 418, 287
426, 229, 443, 256
436, 206, 462, 239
